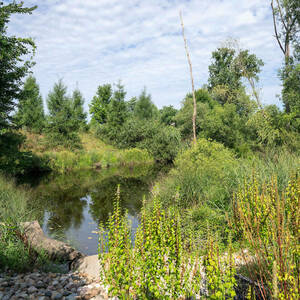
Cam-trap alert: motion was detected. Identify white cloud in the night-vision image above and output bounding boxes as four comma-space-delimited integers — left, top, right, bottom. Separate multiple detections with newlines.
6, 0, 285, 111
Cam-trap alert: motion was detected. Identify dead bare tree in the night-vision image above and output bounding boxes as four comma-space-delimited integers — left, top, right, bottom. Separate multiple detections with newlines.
180, 11, 197, 144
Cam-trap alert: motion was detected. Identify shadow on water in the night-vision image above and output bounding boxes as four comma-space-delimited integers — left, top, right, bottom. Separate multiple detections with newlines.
25, 164, 162, 255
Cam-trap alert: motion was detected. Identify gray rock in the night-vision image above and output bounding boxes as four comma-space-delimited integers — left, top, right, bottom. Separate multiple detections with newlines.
36, 280, 46, 288
65, 294, 77, 300
51, 291, 63, 300
28, 286, 38, 294
45, 290, 52, 297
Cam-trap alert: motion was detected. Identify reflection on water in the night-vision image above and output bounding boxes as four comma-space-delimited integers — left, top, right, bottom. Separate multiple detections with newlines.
29, 165, 157, 255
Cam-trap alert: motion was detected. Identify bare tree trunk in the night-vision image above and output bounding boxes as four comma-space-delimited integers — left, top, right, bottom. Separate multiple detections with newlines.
180, 11, 197, 144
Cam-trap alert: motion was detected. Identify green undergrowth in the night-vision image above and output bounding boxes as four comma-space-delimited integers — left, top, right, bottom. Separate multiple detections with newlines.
155, 138, 300, 245
45, 147, 153, 173
0, 175, 62, 272
99, 187, 236, 299
22, 131, 154, 173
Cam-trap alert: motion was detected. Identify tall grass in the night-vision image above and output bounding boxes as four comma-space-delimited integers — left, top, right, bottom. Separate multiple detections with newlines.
0, 175, 56, 272
155, 139, 300, 244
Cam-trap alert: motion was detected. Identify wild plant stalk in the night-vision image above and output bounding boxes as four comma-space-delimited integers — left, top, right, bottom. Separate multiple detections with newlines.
98, 187, 240, 299
204, 235, 236, 299
232, 174, 299, 299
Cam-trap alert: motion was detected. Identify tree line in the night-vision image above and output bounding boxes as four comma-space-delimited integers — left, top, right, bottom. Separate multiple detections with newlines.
0, 1, 299, 174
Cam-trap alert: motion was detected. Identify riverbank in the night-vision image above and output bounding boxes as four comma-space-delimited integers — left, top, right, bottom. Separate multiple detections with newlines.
21, 131, 153, 173
0, 270, 106, 300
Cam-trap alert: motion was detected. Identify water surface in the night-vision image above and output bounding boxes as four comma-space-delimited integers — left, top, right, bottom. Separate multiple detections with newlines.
28, 165, 158, 255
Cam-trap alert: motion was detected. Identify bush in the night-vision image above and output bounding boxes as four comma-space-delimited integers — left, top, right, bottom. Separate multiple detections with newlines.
159, 138, 238, 209
107, 118, 181, 163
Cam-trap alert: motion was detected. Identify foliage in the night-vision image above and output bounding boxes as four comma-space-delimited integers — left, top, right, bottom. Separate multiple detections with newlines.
138, 123, 181, 163
208, 47, 242, 93
99, 193, 204, 299
134, 88, 158, 120
99, 190, 239, 299
46, 80, 81, 149
0, 1, 36, 134
0, 175, 53, 272
111, 118, 181, 163
160, 138, 238, 209
159, 105, 177, 125
89, 84, 112, 125
204, 236, 236, 299
14, 75, 45, 133
232, 175, 299, 299
71, 88, 88, 131
0, 131, 49, 175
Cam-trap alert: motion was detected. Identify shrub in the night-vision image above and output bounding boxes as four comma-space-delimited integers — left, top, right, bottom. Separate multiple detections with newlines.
98, 118, 181, 164
159, 138, 238, 209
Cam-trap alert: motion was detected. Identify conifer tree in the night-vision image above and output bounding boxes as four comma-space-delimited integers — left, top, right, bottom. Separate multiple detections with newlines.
71, 88, 87, 131
134, 88, 157, 120
89, 84, 112, 125
46, 80, 81, 149
106, 82, 128, 139
15, 76, 45, 133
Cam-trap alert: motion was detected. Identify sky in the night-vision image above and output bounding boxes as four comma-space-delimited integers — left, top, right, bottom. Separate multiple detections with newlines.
6, 0, 284, 112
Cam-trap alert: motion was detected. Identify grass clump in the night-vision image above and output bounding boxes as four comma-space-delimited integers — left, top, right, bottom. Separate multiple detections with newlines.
0, 175, 58, 272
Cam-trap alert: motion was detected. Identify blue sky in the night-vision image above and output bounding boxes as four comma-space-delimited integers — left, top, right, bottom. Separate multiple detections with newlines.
6, 0, 284, 112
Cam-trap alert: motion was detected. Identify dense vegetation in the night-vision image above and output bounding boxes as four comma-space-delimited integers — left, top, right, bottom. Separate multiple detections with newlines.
0, 0, 299, 299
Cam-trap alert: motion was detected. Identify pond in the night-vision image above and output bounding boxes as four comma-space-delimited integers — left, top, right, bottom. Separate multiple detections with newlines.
25, 165, 161, 255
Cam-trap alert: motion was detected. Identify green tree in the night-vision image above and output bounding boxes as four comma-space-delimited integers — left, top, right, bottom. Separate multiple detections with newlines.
160, 105, 177, 125
208, 48, 241, 94
89, 84, 112, 125
208, 47, 263, 108
46, 80, 81, 149
105, 82, 128, 139
134, 88, 157, 120
71, 88, 87, 131
126, 97, 137, 114
14, 75, 45, 133
0, 2, 45, 175
0, 1, 36, 134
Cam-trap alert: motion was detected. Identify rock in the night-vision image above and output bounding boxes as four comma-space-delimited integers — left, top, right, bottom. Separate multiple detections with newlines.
52, 280, 59, 286
36, 280, 46, 288
52, 291, 63, 300
28, 286, 38, 294
45, 290, 52, 297
73, 255, 100, 280
65, 294, 77, 300
22, 221, 84, 267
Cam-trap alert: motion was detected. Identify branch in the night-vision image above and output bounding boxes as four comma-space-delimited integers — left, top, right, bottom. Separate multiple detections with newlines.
271, 1, 286, 55
275, 0, 288, 31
